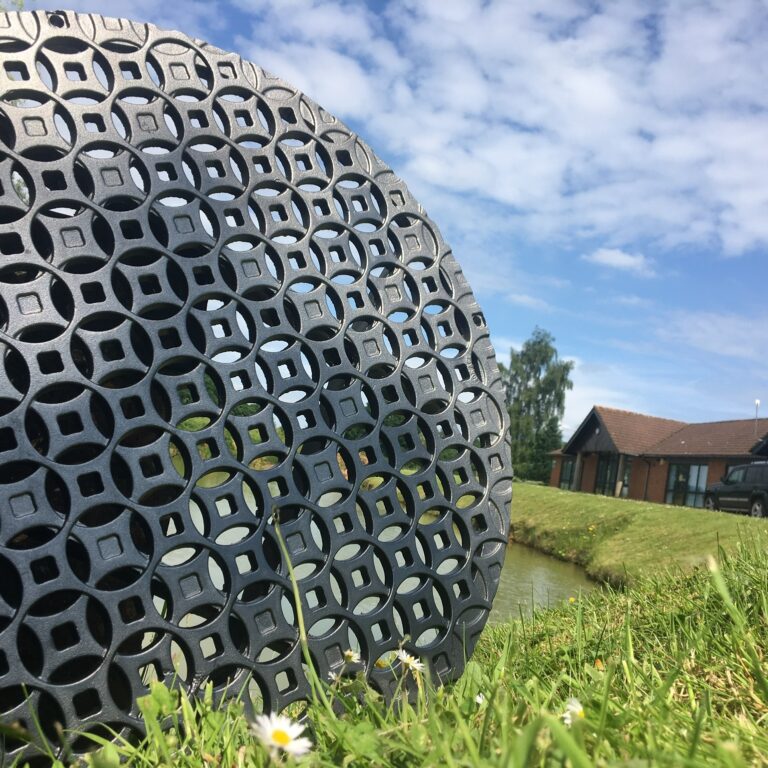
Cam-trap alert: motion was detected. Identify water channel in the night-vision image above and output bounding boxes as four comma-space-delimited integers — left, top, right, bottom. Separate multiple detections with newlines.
488, 541, 596, 623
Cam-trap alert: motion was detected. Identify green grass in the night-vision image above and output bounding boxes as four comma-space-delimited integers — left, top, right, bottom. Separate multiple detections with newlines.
510, 482, 768, 585
17, 538, 768, 767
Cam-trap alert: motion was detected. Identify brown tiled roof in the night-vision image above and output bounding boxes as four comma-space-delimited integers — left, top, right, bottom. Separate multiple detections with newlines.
647, 418, 768, 457
594, 406, 686, 455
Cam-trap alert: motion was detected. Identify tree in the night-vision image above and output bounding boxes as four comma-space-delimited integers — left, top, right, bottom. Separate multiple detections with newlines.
499, 327, 573, 482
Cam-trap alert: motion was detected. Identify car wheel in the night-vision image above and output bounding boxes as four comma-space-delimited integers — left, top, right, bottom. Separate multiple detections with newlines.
750, 498, 765, 518
704, 495, 717, 511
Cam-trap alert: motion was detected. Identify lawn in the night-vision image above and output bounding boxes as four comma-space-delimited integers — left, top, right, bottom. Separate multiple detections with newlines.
510, 482, 768, 585
38, 538, 768, 767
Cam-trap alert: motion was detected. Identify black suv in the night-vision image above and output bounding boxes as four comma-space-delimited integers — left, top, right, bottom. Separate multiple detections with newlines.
704, 462, 768, 517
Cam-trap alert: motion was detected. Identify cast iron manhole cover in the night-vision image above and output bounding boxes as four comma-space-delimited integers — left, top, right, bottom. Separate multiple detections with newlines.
0, 9, 512, 760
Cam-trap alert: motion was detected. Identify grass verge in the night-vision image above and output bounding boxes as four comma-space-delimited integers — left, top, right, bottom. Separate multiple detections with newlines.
510, 482, 768, 585
14, 538, 768, 767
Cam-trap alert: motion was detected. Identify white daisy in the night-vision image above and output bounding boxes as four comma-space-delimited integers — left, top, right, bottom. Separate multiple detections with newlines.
562, 697, 585, 727
250, 713, 312, 758
342, 648, 361, 664
475, 693, 486, 705
396, 649, 425, 674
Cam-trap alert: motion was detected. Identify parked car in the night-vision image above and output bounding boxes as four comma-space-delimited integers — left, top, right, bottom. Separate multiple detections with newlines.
703, 462, 768, 517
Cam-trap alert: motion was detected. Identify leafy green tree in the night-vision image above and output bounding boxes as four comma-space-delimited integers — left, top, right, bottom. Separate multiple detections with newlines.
499, 327, 573, 482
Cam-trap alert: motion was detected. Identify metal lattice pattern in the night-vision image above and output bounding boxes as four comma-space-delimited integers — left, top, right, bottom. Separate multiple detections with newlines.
0, 9, 512, 760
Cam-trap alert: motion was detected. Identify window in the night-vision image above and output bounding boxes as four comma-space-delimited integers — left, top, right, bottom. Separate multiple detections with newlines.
726, 467, 746, 484
665, 463, 709, 508
560, 457, 575, 490
595, 454, 619, 496
619, 457, 633, 498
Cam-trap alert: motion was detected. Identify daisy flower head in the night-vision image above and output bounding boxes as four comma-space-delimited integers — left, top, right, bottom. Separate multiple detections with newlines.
250, 713, 312, 759
342, 648, 361, 664
475, 693, 486, 705
396, 649, 425, 675
562, 697, 585, 727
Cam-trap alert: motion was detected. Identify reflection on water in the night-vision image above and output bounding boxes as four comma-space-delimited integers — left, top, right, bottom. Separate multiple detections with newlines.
488, 541, 596, 623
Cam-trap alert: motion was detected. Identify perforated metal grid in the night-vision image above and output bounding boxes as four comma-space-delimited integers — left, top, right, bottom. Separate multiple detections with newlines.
0, 9, 512, 760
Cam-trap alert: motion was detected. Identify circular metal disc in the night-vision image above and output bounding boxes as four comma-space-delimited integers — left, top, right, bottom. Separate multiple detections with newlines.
0, 9, 511, 759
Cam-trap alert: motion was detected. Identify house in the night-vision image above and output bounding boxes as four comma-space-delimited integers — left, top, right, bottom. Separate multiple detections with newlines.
549, 405, 768, 507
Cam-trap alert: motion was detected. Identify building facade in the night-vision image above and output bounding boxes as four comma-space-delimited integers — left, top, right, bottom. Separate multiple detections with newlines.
549, 406, 768, 507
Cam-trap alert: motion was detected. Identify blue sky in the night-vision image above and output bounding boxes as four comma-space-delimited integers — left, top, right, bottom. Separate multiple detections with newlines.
36, 0, 768, 435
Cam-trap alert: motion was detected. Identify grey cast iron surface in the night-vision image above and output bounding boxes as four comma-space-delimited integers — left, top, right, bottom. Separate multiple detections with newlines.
0, 9, 512, 759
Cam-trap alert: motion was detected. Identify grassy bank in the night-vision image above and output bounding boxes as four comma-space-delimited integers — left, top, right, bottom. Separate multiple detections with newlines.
510, 482, 768, 585
35, 540, 768, 767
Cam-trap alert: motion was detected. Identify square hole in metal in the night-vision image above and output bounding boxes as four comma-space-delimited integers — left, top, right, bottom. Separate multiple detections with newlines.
120, 220, 142, 239
0, 651, 8, 677
236, 552, 256, 574
382, 386, 397, 403
140, 455, 162, 478
177, 383, 199, 403
275, 669, 296, 693
120, 396, 145, 419
81, 282, 105, 303
323, 349, 341, 366
57, 411, 83, 435
260, 308, 279, 327
159, 327, 181, 349
253, 157, 271, 173
0, 233, 23, 255
197, 438, 219, 460
51, 621, 79, 650
211, 320, 230, 338
83, 113, 106, 132
278, 360, 295, 378
333, 514, 352, 534
73, 689, 101, 718
199, 634, 223, 660
225, 208, 243, 226
42, 170, 66, 190
193, 265, 214, 285
160, 512, 184, 536
206, 160, 225, 178
37, 351, 63, 374
234, 110, 253, 127
230, 371, 250, 391
336, 149, 352, 166
189, 110, 208, 128
100, 339, 124, 361
296, 411, 314, 429
156, 163, 177, 181
31, 555, 59, 584
0, 427, 16, 452
139, 274, 161, 294
119, 62, 141, 80
4, 61, 29, 80
118, 596, 145, 623
215, 495, 235, 517
65, 63, 86, 81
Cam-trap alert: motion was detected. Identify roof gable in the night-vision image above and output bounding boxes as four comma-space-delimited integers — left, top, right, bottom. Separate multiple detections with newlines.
563, 405, 686, 456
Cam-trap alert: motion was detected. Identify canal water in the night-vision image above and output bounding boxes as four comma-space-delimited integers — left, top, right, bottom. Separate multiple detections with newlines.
488, 541, 596, 623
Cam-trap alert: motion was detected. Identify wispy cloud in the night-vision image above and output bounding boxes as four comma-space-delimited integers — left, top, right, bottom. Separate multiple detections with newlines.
507, 293, 553, 311
583, 248, 656, 277
231, 0, 768, 259
658, 311, 768, 362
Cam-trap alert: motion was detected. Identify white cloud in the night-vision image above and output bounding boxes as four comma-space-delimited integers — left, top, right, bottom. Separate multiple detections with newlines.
583, 248, 656, 277
658, 311, 768, 362
507, 293, 553, 311
228, 0, 768, 259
